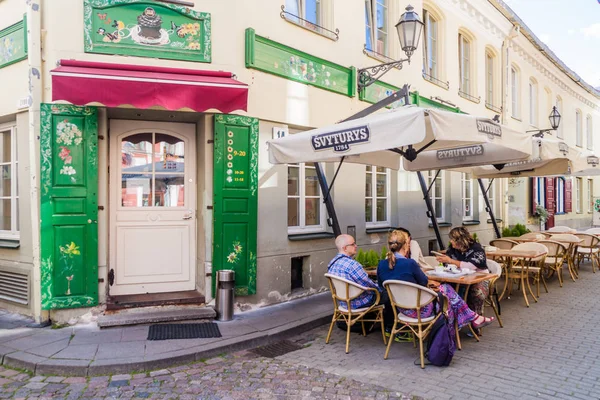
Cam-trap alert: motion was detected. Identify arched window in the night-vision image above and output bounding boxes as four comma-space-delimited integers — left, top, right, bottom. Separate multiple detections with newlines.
485, 49, 498, 109
556, 96, 563, 139
576, 110, 582, 147
529, 78, 538, 126
458, 32, 472, 95
511, 66, 520, 119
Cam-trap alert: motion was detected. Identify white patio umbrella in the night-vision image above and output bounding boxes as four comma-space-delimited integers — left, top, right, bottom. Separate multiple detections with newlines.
467, 137, 597, 178
268, 106, 531, 170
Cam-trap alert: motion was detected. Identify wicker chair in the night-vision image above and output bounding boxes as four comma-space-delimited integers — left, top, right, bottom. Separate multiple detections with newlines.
519, 232, 547, 241
574, 233, 600, 273
484, 260, 504, 328
547, 226, 575, 233
537, 240, 568, 287
489, 239, 519, 250
324, 274, 386, 354
549, 233, 581, 281
507, 242, 548, 307
383, 280, 441, 368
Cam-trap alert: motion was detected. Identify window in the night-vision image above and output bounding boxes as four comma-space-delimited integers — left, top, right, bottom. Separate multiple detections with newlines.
288, 163, 325, 233
461, 173, 473, 220
0, 124, 18, 239
458, 34, 471, 94
284, 0, 334, 37
587, 115, 593, 150
423, 10, 438, 79
536, 177, 545, 209
576, 177, 583, 213
428, 170, 444, 221
588, 179, 593, 213
556, 177, 565, 214
365, 0, 389, 56
485, 52, 494, 107
285, 0, 322, 26
576, 110, 582, 147
479, 178, 495, 216
511, 67, 520, 119
529, 79, 538, 126
365, 166, 390, 227
556, 97, 563, 139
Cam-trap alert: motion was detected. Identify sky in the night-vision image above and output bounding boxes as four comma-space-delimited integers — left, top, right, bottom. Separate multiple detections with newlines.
503, 0, 600, 89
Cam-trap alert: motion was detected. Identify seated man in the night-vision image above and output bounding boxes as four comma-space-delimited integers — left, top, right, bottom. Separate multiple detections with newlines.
327, 234, 380, 309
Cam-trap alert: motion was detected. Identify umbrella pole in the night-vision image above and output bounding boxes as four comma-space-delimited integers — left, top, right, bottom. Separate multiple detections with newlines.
417, 171, 445, 250
478, 178, 501, 239
314, 163, 341, 237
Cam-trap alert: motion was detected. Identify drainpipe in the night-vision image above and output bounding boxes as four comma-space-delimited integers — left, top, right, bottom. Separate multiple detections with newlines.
27, 1, 47, 324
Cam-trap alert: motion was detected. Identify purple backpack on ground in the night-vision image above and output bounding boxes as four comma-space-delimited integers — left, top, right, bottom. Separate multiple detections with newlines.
426, 293, 456, 366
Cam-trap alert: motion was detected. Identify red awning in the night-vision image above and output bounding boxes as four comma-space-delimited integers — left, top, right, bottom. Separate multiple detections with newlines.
51, 60, 248, 113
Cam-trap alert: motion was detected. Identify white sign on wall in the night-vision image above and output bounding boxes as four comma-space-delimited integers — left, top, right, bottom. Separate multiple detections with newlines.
272, 126, 288, 140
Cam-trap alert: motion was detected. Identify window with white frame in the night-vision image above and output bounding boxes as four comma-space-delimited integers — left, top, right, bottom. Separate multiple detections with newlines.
365, 0, 388, 56
287, 163, 325, 233
556, 177, 565, 214
536, 177, 545, 209
458, 33, 471, 95
485, 52, 494, 107
511, 67, 520, 119
365, 166, 390, 227
428, 170, 445, 221
576, 177, 583, 213
529, 79, 538, 126
588, 179, 593, 213
423, 9, 438, 79
284, 0, 332, 34
587, 115, 593, 150
556, 97, 563, 139
576, 110, 583, 147
461, 173, 473, 220
0, 124, 18, 239
479, 178, 495, 216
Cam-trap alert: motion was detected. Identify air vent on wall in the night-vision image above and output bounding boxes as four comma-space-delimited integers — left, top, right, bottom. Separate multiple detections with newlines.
0, 269, 29, 305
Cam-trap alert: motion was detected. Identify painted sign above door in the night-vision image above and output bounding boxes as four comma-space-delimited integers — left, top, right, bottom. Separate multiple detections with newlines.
84, 0, 211, 62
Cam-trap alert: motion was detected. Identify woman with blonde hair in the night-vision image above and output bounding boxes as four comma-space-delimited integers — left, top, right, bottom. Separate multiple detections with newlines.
435, 227, 489, 316
377, 230, 493, 330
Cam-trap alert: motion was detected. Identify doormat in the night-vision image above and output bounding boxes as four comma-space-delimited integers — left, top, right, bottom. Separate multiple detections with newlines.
250, 340, 303, 358
147, 323, 222, 340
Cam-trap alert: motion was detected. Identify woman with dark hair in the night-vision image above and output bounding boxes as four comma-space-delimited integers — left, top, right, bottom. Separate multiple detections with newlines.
435, 227, 489, 315
377, 230, 494, 332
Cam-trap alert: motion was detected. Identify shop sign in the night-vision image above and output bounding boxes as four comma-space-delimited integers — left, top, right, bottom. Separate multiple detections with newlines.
311, 126, 370, 152
436, 145, 484, 160
0, 18, 27, 69
84, 0, 211, 62
245, 28, 355, 97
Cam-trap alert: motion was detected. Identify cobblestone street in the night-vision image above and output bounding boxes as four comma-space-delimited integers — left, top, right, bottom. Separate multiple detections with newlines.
278, 267, 600, 400
0, 350, 409, 400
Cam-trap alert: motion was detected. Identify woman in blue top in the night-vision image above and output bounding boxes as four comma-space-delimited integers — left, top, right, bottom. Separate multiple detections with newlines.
377, 230, 494, 330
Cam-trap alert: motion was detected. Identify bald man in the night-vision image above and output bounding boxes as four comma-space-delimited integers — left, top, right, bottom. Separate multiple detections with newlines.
327, 234, 382, 310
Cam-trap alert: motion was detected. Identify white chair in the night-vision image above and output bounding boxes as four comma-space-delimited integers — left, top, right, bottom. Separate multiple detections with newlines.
574, 233, 600, 273
585, 228, 600, 235
324, 273, 386, 354
382, 280, 441, 368
508, 242, 548, 307
484, 260, 503, 328
423, 256, 439, 268
547, 226, 575, 233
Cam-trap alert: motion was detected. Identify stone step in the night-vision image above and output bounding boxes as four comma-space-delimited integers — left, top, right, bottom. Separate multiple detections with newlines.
98, 305, 216, 329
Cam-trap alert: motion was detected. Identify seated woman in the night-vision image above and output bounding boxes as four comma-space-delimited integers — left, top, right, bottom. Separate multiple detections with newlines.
377, 230, 494, 330
395, 227, 429, 270
435, 227, 489, 316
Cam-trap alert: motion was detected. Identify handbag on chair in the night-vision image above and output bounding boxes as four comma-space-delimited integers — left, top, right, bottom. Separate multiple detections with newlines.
426, 293, 456, 367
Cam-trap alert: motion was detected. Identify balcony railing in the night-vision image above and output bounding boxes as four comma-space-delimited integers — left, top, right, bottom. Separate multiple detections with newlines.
422, 71, 449, 90
280, 5, 339, 41
485, 102, 502, 114
458, 90, 481, 104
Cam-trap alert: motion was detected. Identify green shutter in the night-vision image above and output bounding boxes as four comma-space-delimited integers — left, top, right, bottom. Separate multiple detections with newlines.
40, 104, 99, 310
213, 114, 258, 296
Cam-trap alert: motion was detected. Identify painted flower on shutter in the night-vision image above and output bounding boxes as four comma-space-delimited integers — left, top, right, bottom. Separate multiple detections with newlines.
56, 120, 83, 146
58, 147, 73, 164
227, 252, 237, 263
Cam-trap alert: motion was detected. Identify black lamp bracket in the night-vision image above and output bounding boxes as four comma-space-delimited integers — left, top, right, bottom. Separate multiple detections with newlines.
358, 57, 411, 91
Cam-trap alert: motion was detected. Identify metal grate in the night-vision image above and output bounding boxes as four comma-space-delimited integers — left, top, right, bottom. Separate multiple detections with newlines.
0, 269, 29, 305
147, 323, 222, 340
251, 340, 303, 358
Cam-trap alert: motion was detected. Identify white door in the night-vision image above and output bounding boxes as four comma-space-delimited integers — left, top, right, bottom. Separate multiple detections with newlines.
109, 120, 196, 295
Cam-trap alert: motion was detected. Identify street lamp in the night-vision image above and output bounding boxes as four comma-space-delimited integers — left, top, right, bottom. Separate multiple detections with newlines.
527, 106, 562, 137
357, 5, 424, 92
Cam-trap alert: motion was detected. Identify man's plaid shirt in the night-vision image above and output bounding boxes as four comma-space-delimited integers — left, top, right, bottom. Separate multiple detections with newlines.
328, 254, 379, 309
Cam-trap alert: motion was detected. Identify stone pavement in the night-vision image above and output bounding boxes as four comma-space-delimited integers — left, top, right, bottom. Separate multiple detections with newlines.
0, 350, 411, 400
0, 293, 332, 376
278, 262, 600, 400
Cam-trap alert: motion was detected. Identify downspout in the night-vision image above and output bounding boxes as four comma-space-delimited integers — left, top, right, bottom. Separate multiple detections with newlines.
27, 1, 46, 324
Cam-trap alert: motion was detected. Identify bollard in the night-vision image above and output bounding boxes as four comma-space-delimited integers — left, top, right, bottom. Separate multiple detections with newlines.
215, 269, 235, 321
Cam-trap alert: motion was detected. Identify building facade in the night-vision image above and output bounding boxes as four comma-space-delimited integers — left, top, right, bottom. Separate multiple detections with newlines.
0, 0, 598, 322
